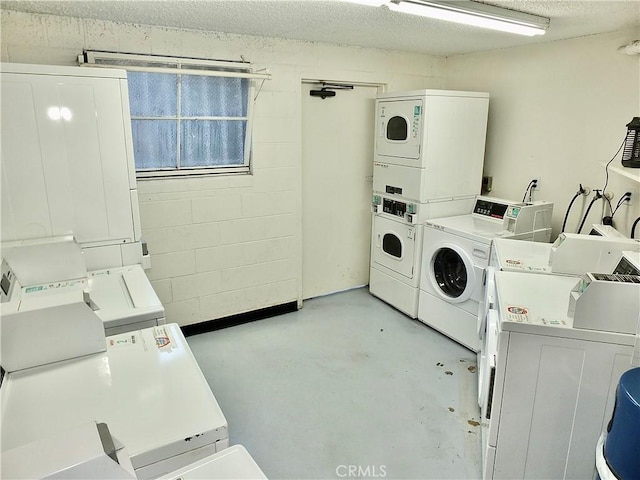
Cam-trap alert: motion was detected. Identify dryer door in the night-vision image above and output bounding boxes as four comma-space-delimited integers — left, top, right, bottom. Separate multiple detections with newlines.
372, 215, 416, 279
375, 99, 422, 161
428, 243, 478, 303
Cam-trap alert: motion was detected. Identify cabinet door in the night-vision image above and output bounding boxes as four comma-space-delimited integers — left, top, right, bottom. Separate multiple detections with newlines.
492, 332, 632, 479
1, 72, 136, 245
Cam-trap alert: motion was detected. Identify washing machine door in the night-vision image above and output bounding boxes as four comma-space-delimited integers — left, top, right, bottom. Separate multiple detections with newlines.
372, 215, 416, 279
429, 243, 477, 303
375, 99, 422, 161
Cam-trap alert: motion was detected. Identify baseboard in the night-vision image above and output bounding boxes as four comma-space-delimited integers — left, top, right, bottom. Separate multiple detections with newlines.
181, 301, 299, 337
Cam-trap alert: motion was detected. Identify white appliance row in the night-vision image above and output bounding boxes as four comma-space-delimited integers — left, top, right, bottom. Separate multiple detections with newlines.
0, 63, 267, 479
479, 240, 640, 479
0, 62, 160, 336
370, 193, 554, 351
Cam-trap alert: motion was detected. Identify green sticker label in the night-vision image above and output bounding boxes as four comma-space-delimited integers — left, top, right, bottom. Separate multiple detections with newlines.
25, 285, 44, 293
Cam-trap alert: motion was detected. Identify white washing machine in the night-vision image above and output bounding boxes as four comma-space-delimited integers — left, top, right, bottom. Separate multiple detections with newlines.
481, 237, 640, 342
418, 197, 553, 351
481, 269, 639, 479
1, 238, 165, 336
1, 324, 230, 480
369, 193, 476, 318
373, 89, 489, 203
489, 234, 640, 275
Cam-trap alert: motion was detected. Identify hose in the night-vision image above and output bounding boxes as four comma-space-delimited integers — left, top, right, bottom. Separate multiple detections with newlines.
632, 216, 640, 239
561, 184, 587, 233
522, 180, 536, 203
577, 191, 603, 234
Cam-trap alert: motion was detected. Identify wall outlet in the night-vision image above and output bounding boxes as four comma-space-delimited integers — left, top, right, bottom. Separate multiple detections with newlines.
620, 191, 633, 206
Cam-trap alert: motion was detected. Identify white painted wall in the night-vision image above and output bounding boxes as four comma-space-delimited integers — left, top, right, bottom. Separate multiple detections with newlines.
446, 29, 640, 237
1, 9, 447, 326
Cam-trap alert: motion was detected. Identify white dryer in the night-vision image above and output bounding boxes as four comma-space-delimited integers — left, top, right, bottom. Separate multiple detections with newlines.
418, 197, 553, 351
369, 194, 476, 318
373, 89, 489, 203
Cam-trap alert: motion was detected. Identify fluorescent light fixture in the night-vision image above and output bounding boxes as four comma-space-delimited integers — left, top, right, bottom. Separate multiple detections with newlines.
387, 0, 549, 36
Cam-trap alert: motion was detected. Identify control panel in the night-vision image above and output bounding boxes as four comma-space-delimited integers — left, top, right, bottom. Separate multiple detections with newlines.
473, 198, 509, 219
372, 195, 417, 224
614, 256, 640, 276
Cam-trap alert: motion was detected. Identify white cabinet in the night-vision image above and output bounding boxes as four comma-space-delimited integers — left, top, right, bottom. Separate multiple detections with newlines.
486, 329, 633, 479
1, 63, 141, 268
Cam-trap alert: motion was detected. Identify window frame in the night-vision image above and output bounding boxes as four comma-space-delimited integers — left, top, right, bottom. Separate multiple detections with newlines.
80, 51, 270, 178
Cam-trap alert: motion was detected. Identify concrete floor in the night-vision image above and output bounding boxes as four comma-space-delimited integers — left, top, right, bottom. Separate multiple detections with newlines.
187, 287, 482, 480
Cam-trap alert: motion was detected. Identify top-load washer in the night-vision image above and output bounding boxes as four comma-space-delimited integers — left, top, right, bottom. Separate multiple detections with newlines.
490, 233, 640, 275
481, 262, 639, 480
480, 235, 640, 345
418, 196, 553, 351
1, 323, 229, 480
373, 89, 489, 203
1, 237, 165, 336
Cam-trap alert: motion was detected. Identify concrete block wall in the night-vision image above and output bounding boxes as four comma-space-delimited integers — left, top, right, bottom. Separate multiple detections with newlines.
1, 9, 447, 326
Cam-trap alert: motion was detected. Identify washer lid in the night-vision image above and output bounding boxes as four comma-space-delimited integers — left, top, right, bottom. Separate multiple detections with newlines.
1, 324, 228, 469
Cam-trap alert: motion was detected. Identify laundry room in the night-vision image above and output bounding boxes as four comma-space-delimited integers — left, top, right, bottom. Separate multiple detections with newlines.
1, 1, 639, 479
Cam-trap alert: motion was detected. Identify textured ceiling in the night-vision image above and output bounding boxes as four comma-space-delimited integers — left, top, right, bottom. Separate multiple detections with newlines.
1, 0, 639, 56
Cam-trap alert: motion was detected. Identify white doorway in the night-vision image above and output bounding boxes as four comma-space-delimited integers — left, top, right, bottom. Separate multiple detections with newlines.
301, 81, 380, 300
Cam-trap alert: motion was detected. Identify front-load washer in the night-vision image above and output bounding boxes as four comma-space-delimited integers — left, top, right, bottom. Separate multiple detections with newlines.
418, 197, 553, 351
369, 194, 476, 318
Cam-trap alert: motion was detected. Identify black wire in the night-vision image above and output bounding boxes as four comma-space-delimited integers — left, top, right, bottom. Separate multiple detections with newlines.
602, 137, 626, 195
612, 194, 629, 217
605, 195, 613, 217
577, 192, 602, 234
561, 191, 582, 233
522, 180, 535, 202
632, 216, 640, 239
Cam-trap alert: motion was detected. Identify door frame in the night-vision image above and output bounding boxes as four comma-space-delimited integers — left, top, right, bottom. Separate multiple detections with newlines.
299, 78, 385, 304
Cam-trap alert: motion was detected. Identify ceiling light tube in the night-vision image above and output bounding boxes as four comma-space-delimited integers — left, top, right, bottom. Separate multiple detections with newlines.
388, 0, 549, 36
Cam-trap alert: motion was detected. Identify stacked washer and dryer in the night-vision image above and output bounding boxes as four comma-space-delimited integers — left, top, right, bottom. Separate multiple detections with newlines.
369, 89, 490, 318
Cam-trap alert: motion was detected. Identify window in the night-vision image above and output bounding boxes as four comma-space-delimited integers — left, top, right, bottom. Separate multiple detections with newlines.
80, 51, 270, 177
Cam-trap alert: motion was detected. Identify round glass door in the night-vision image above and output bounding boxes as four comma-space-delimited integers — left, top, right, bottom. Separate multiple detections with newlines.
433, 247, 467, 298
